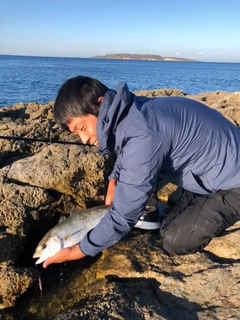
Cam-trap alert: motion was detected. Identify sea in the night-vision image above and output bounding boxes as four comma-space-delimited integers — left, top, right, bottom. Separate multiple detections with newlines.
0, 54, 240, 109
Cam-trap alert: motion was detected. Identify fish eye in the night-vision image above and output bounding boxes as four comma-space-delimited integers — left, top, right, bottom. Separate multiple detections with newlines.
42, 244, 47, 249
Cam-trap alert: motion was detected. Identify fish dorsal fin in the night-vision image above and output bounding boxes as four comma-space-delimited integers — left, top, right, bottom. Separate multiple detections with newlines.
70, 205, 84, 216
58, 216, 66, 223
70, 204, 109, 216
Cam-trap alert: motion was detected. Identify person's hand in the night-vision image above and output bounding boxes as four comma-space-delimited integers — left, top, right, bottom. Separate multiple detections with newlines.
105, 178, 117, 205
42, 244, 86, 268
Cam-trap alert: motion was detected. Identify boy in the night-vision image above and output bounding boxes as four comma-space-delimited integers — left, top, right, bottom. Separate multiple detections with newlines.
43, 76, 240, 268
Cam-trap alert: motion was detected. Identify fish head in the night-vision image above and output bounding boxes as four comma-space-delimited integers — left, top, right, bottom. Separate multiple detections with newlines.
33, 234, 63, 264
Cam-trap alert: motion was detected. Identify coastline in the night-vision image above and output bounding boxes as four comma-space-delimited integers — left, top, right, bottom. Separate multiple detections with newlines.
91, 53, 197, 62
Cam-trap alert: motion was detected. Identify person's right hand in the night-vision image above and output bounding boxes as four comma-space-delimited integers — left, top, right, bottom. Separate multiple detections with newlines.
105, 178, 117, 205
42, 244, 86, 268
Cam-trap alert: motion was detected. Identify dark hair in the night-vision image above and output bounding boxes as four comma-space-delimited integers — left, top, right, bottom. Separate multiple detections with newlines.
54, 76, 109, 130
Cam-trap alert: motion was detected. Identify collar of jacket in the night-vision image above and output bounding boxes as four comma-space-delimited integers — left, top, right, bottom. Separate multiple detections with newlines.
97, 82, 133, 156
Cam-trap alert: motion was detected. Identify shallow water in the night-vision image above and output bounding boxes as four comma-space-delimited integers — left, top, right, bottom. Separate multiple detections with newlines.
4, 256, 99, 320
3, 202, 167, 320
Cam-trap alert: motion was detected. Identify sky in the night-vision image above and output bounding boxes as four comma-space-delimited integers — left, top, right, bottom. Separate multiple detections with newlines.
0, 0, 240, 62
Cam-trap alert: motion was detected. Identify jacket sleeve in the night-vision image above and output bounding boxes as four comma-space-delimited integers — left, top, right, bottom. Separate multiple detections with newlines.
108, 155, 122, 181
80, 134, 169, 256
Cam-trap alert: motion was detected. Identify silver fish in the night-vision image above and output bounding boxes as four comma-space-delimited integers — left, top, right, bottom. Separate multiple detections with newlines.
33, 205, 161, 264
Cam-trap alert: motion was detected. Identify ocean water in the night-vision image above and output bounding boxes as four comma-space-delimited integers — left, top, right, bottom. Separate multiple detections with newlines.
0, 54, 240, 108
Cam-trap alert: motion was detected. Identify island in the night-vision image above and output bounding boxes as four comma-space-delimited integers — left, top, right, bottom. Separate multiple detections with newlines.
91, 53, 197, 62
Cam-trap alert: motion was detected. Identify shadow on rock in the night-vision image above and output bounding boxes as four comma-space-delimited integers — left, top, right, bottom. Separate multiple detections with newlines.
0, 233, 26, 264
202, 249, 240, 265
52, 276, 202, 320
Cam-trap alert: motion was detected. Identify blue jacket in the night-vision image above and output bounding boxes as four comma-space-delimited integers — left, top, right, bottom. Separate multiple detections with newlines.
80, 82, 240, 256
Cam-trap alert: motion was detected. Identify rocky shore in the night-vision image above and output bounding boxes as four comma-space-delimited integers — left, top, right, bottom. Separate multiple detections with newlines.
0, 88, 240, 319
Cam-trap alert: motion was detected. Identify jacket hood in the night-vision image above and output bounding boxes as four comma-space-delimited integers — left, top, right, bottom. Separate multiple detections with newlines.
97, 82, 133, 156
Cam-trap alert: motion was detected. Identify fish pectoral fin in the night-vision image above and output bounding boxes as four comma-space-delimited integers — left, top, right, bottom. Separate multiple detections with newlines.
62, 228, 85, 243
63, 231, 75, 241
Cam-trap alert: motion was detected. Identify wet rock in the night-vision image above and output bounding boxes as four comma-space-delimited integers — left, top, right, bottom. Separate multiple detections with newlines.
50, 221, 240, 320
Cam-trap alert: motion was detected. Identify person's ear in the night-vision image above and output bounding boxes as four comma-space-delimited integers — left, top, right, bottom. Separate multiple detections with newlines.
98, 96, 104, 104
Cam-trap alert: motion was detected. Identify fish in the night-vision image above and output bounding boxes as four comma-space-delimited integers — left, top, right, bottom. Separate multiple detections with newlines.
33, 205, 161, 264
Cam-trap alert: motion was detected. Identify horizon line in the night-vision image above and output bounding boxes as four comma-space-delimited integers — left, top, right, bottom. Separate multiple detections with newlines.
0, 53, 239, 64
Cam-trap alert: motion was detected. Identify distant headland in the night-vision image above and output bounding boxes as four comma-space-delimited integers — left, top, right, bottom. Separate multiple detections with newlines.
91, 53, 197, 62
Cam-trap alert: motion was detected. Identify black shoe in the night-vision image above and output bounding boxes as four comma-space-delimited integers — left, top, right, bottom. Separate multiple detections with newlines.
140, 201, 168, 223
140, 206, 159, 222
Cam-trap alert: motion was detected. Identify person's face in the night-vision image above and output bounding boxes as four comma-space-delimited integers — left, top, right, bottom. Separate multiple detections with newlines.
67, 114, 98, 147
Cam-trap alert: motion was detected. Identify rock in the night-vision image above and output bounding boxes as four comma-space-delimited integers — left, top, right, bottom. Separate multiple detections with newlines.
49, 222, 240, 320
7, 144, 114, 208
135, 88, 185, 98
135, 89, 240, 127
186, 91, 240, 127
0, 265, 37, 309
157, 182, 180, 203
0, 89, 240, 318
0, 101, 115, 309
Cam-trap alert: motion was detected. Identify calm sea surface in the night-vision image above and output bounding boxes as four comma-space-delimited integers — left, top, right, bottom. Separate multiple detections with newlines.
0, 54, 240, 108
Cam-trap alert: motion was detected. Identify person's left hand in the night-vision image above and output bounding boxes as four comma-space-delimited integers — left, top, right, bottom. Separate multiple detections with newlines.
42, 244, 86, 268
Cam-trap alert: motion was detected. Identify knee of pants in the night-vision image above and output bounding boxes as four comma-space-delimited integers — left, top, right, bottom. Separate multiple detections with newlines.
160, 228, 212, 255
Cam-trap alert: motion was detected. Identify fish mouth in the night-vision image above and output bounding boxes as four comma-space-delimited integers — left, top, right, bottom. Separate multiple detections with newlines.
33, 251, 41, 258
33, 246, 43, 258
35, 256, 45, 264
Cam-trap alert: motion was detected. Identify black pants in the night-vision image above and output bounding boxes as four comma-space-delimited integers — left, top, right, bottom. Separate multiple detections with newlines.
160, 188, 240, 254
